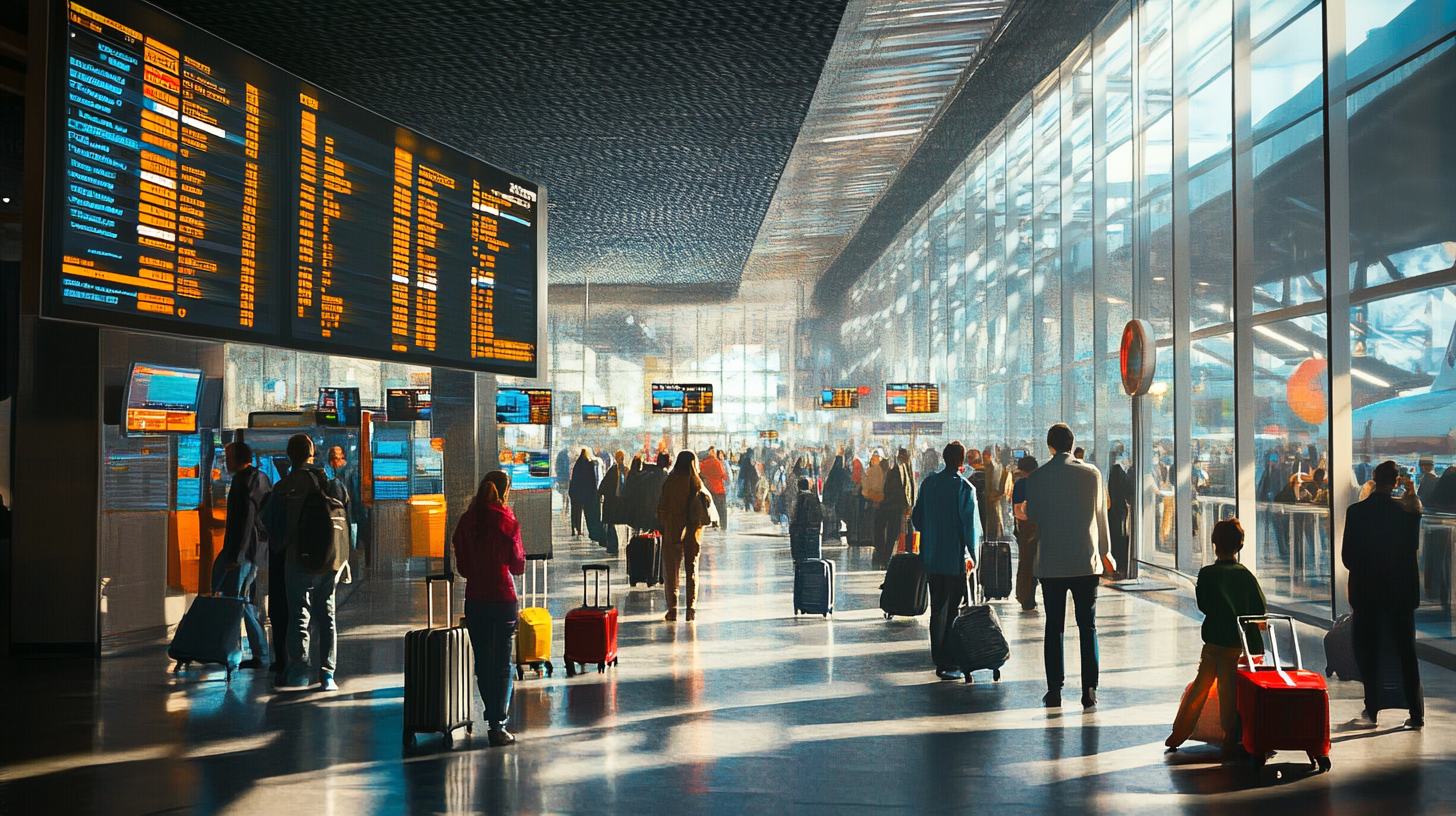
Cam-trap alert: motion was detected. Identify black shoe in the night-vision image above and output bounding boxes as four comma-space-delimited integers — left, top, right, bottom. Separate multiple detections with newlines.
1082, 688, 1097, 709
487, 728, 516, 747
238, 658, 265, 670
1043, 690, 1062, 708
1405, 717, 1425, 731
936, 668, 965, 681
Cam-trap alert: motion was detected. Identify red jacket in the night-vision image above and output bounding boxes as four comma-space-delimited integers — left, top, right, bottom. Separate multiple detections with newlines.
453, 501, 526, 602
699, 455, 729, 495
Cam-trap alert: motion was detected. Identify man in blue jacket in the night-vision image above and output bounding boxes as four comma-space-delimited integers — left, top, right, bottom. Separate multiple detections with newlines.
911, 442, 979, 681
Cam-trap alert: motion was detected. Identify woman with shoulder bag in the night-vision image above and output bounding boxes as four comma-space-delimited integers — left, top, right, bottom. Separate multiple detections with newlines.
656, 450, 718, 622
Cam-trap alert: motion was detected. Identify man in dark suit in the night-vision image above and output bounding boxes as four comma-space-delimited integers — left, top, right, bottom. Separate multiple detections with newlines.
873, 448, 915, 568
211, 441, 273, 670
1342, 460, 1425, 730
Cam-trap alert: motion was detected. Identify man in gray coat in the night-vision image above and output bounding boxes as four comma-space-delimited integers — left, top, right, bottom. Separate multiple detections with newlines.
1023, 423, 1115, 710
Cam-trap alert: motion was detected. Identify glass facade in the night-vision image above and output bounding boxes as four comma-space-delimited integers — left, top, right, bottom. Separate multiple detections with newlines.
824, 0, 1456, 621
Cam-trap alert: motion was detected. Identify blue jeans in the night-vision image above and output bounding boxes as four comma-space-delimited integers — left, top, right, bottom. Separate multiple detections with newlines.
285, 562, 341, 684
463, 599, 518, 727
213, 559, 268, 664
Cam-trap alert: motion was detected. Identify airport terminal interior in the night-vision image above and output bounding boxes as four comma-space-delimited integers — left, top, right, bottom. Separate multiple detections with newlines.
1, 0, 1455, 813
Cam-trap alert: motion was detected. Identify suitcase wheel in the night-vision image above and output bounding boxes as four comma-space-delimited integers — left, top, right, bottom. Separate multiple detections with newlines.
1249, 752, 1267, 770
884, 613, 892, 620
565, 662, 576, 678
516, 666, 525, 681
467, 722, 475, 736
1314, 756, 1331, 773
611, 657, 618, 667
597, 662, 605, 674
443, 729, 454, 748
993, 669, 1001, 682
1325, 666, 1334, 678
546, 661, 555, 677
403, 732, 417, 748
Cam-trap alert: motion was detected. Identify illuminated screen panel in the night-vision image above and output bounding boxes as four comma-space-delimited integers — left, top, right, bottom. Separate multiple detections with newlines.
651, 383, 713, 414
51, 0, 282, 339
288, 83, 541, 376
386, 388, 432, 422
821, 388, 861, 409
496, 388, 552, 425
124, 362, 202, 434
581, 405, 617, 426
885, 383, 940, 414
315, 386, 361, 427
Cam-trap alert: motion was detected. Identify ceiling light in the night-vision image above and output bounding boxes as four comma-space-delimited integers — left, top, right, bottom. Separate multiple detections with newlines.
1106, 296, 1124, 304
821, 128, 921, 144
1152, 276, 1166, 282
1351, 369, 1391, 388
1197, 281, 1210, 286
1253, 325, 1307, 352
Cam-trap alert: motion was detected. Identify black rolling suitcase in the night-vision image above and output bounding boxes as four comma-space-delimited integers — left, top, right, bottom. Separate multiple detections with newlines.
403, 575, 474, 747
951, 572, 1010, 683
626, 532, 663, 587
879, 551, 929, 619
978, 539, 1013, 600
168, 594, 247, 681
1324, 612, 1414, 711
794, 558, 835, 617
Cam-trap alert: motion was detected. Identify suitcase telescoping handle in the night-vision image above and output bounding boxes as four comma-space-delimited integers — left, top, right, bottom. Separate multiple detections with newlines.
425, 573, 452, 630
582, 563, 610, 608
1237, 614, 1302, 686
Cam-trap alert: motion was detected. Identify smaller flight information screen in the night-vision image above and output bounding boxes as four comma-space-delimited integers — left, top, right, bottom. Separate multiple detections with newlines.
497, 388, 551, 425
885, 383, 940, 414
386, 388, 432, 422
652, 384, 713, 414
581, 405, 617, 426
315, 386, 360, 427
821, 388, 861, 409
124, 362, 202, 434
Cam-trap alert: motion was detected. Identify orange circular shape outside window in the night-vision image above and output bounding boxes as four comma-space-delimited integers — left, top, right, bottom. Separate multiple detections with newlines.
1120, 319, 1156, 396
1286, 358, 1329, 425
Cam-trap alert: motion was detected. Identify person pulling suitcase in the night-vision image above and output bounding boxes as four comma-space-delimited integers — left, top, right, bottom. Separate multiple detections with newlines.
909, 441, 980, 681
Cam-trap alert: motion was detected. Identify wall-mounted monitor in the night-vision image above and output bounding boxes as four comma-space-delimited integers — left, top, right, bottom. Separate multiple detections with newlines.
315, 386, 361, 427
386, 388, 433, 422
581, 405, 618, 426
821, 387, 862, 409
43, 0, 544, 378
497, 387, 552, 425
885, 383, 940, 414
123, 362, 203, 434
502, 448, 553, 490
652, 383, 713, 414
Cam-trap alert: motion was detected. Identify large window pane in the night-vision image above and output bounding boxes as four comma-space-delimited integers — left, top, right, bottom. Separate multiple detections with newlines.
1253, 314, 1331, 607
1192, 333, 1237, 565
1348, 0, 1454, 80
1183, 0, 1235, 330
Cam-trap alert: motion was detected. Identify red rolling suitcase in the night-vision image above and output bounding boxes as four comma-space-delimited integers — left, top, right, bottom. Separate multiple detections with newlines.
1236, 615, 1331, 772
564, 563, 618, 677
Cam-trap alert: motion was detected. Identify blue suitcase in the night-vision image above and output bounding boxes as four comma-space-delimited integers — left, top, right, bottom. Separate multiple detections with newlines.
789, 526, 822, 562
168, 594, 247, 681
794, 558, 835, 617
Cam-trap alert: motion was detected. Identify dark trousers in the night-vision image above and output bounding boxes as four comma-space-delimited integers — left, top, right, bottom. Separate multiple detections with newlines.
928, 573, 968, 670
1352, 609, 1424, 720
1041, 574, 1100, 692
464, 599, 518, 727
268, 554, 289, 670
570, 498, 584, 535
872, 503, 904, 566
1015, 522, 1039, 611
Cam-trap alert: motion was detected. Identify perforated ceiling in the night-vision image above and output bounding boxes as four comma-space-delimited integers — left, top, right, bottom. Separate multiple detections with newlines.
148, 0, 849, 288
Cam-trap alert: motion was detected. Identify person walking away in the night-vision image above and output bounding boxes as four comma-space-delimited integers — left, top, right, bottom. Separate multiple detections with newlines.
822, 454, 851, 542
873, 449, 915, 568
636, 453, 671, 532
965, 449, 987, 534
911, 442, 979, 681
861, 450, 886, 555
598, 450, 630, 554
1012, 455, 1040, 613
451, 470, 526, 746
569, 448, 601, 539
620, 455, 645, 532
211, 441, 272, 670
656, 451, 718, 622
700, 447, 730, 533
555, 448, 573, 520
981, 447, 1006, 539
1343, 461, 1425, 730
262, 434, 350, 691
1023, 423, 1116, 709
326, 445, 361, 583
737, 448, 760, 512
788, 477, 824, 561
1166, 518, 1265, 756
1107, 458, 1132, 580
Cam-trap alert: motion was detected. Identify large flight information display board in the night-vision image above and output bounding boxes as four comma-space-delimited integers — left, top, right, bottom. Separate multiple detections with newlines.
44, 0, 544, 377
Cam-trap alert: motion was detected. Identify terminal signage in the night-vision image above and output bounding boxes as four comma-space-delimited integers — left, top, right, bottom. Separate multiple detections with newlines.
758, 430, 779, 439
885, 383, 940, 414
123, 362, 202, 434
386, 387, 432, 422
821, 387, 862, 409
45, 0, 544, 377
581, 405, 618, 426
497, 388, 552, 425
651, 383, 713, 414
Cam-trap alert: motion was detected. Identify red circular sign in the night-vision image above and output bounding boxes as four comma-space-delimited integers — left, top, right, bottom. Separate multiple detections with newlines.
1286, 358, 1329, 425
1120, 319, 1156, 396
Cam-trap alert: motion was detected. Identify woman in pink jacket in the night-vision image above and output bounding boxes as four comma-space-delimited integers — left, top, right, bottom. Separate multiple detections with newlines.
452, 470, 526, 746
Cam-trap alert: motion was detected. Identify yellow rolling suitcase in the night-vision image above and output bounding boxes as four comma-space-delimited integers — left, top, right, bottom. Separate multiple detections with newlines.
515, 560, 553, 679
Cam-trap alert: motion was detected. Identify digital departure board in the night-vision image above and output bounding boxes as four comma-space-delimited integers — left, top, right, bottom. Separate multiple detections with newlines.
821, 388, 862, 409
497, 388, 552, 425
44, 0, 546, 377
885, 383, 940, 414
652, 383, 713, 414
386, 388, 432, 422
124, 362, 202, 434
581, 405, 618, 426
51, 0, 282, 340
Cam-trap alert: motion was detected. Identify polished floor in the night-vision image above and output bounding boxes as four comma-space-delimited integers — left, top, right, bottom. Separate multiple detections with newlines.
3, 512, 1454, 815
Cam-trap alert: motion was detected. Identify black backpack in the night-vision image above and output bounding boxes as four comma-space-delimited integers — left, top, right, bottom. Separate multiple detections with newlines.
293, 470, 349, 574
